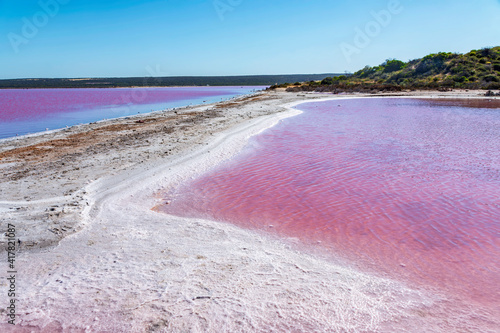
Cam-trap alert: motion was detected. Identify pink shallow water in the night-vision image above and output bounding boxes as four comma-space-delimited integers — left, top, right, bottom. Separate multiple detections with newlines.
0, 86, 265, 138
159, 98, 500, 309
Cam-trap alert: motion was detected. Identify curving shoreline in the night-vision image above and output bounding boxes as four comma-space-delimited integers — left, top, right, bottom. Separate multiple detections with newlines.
1, 89, 498, 332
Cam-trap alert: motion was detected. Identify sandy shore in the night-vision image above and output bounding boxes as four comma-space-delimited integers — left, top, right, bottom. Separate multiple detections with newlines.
0, 89, 498, 332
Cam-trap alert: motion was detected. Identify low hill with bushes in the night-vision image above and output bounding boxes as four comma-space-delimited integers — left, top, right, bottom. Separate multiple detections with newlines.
273, 47, 500, 93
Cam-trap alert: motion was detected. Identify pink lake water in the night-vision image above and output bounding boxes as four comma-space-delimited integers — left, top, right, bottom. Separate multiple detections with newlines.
158, 98, 500, 314
0, 86, 265, 139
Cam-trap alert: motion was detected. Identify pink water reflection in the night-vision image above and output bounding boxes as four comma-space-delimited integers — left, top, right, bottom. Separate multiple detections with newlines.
159, 98, 500, 311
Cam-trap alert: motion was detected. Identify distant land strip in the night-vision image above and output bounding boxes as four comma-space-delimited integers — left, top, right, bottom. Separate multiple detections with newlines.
0, 74, 340, 89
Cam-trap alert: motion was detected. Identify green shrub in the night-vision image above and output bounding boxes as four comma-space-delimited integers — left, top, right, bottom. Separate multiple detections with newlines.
453, 76, 467, 83
484, 75, 499, 82
321, 77, 333, 85
382, 59, 406, 73
480, 47, 492, 57
485, 82, 500, 89
355, 66, 377, 78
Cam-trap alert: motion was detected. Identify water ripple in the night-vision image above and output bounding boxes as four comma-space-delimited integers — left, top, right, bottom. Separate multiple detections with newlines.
159, 98, 500, 310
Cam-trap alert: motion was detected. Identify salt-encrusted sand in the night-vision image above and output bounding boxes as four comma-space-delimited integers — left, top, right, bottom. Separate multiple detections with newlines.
0, 89, 498, 332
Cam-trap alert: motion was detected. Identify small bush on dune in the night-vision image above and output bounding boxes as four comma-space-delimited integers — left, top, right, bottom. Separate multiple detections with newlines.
485, 82, 500, 89
382, 59, 406, 73
484, 75, 499, 82
321, 77, 333, 85
480, 47, 493, 57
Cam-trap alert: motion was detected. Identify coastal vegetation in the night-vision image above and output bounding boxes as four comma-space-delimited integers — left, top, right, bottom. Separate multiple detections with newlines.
273, 47, 500, 93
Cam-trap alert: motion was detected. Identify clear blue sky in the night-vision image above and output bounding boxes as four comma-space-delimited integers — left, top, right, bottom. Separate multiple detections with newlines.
1, 0, 499, 79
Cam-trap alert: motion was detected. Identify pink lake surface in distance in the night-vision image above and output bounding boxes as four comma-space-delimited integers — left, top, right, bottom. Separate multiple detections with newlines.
158, 98, 500, 315
0, 87, 265, 139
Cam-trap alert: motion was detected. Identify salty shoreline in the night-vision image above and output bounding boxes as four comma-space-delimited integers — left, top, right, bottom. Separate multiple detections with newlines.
1, 89, 499, 332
